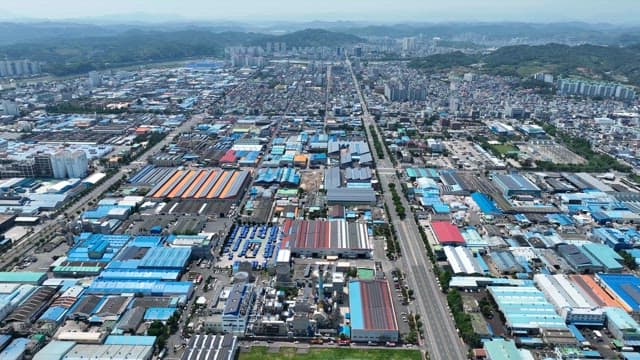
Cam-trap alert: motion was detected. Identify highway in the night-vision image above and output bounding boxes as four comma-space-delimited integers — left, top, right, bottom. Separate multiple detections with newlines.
347, 58, 467, 360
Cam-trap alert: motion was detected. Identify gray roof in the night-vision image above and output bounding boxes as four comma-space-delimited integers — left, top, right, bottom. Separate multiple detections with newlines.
324, 167, 341, 189
327, 188, 376, 204
345, 167, 372, 181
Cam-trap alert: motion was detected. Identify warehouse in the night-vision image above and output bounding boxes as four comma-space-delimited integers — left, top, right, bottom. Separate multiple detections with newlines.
62, 344, 153, 360
0, 272, 47, 285
137, 247, 191, 270
430, 221, 465, 246
556, 244, 602, 273
597, 274, 640, 313
33, 340, 76, 360
0, 338, 30, 360
348, 280, 399, 343
181, 335, 238, 360
569, 275, 631, 311
443, 246, 485, 275
605, 307, 640, 347
86, 280, 193, 298
580, 243, 624, 272
326, 188, 376, 205
146, 168, 251, 200
492, 173, 542, 198
488, 285, 567, 335
534, 274, 605, 326
281, 219, 372, 258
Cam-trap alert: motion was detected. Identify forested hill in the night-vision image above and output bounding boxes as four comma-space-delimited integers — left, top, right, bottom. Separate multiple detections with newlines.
409, 43, 640, 86
0, 28, 364, 76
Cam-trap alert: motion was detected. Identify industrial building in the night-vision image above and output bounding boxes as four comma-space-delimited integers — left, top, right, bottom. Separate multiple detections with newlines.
492, 173, 542, 198
443, 246, 485, 275
281, 219, 372, 258
534, 274, 606, 326
203, 284, 255, 335
348, 280, 399, 343
596, 274, 640, 313
181, 335, 238, 360
62, 343, 153, 360
145, 168, 251, 200
605, 307, 640, 347
430, 221, 465, 246
326, 188, 376, 205
487, 285, 567, 335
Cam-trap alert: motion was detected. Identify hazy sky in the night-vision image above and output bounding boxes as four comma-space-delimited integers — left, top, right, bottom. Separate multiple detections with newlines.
2, 0, 640, 24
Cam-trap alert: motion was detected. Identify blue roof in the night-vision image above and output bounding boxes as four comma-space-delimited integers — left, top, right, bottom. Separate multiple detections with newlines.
348, 281, 364, 330
99, 269, 181, 281
598, 274, 640, 311
144, 307, 176, 321
138, 247, 191, 269
104, 335, 156, 346
38, 306, 68, 324
471, 192, 503, 215
0, 338, 30, 360
87, 279, 193, 296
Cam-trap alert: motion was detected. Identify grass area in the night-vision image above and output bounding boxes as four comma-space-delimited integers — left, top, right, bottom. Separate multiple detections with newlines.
489, 143, 519, 156
239, 347, 423, 360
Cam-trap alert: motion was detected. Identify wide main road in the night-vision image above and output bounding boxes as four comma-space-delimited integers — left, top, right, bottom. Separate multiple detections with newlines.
347, 58, 467, 360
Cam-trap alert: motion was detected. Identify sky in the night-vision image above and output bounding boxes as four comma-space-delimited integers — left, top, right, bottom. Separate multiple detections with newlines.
2, 0, 639, 24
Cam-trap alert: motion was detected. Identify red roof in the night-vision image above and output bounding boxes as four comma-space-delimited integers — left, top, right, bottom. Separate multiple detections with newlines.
219, 150, 237, 164
431, 221, 465, 245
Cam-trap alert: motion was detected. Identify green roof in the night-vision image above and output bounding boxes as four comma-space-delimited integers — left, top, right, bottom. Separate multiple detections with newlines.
484, 339, 522, 360
0, 271, 47, 284
53, 265, 102, 274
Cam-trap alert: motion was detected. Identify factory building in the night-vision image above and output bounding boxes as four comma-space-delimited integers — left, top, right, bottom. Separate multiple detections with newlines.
604, 307, 640, 347
181, 335, 238, 360
596, 274, 640, 313
492, 173, 542, 198
281, 219, 372, 258
204, 284, 255, 336
146, 168, 251, 200
534, 274, 605, 326
443, 246, 485, 275
348, 280, 399, 343
488, 285, 567, 335
430, 221, 465, 246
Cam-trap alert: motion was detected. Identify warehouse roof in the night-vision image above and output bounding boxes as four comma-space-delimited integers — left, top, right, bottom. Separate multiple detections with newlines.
104, 335, 156, 346
0, 272, 47, 285
597, 274, 640, 311
483, 339, 525, 360
431, 221, 465, 245
0, 338, 30, 360
581, 243, 623, 271
349, 280, 398, 332
282, 219, 371, 251
181, 335, 238, 360
62, 344, 153, 360
138, 247, 191, 269
488, 285, 566, 331
326, 188, 376, 204
494, 173, 541, 192
33, 341, 76, 360
86, 280, 193, 296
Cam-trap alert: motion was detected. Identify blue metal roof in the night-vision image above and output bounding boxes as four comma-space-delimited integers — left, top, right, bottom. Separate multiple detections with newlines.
348, 281, 364, 330
104, 335, 156, 346
0, 338, 30, 360
144, 307, 176, 321
138, 247, 191, 269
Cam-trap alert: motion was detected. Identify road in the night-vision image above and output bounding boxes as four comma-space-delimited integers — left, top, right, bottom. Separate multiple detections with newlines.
347, 58, 467, 360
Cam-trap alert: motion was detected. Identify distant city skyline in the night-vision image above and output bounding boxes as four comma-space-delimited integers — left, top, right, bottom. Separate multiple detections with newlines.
2, 0, 640, 24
